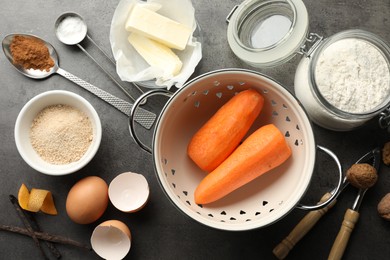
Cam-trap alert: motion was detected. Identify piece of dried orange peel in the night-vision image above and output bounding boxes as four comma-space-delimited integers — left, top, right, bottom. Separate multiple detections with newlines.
18, 183, 58, 215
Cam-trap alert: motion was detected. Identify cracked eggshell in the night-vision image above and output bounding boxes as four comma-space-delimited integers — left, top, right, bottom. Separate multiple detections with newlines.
109, 172, 149, 212
91, 220, 131, 260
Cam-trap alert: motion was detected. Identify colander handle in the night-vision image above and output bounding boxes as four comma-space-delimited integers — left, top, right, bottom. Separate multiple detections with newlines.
296, 146, 343, 211
272, 146, 342, 260
128, 89, 173, 153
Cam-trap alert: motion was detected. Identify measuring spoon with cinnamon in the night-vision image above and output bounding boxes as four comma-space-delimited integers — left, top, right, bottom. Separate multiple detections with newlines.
1, 33, 156, 130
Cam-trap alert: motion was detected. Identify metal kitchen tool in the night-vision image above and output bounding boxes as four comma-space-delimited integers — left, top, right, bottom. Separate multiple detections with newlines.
328, 147, 381, 260
54, 12, 145, 102
2, 33, 156, 130
273, 147, 381, 259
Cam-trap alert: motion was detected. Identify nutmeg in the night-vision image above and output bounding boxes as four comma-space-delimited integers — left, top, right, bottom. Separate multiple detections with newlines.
378, 193, 390, 221
346, 163, 377, 189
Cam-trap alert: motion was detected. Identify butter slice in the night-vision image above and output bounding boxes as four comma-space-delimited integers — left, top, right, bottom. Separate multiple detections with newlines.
125, 4, 191, 50
128, 33, 183, 77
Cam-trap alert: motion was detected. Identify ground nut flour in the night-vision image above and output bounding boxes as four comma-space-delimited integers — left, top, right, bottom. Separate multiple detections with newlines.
30, 105, 93, 164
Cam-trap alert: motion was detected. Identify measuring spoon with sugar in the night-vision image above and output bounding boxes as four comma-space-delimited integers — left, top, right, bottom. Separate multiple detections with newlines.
54, 12, 146, 103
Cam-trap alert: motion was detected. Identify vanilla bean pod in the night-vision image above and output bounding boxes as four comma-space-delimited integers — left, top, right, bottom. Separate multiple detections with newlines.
9, 195, 48, 260
24, 207, 62, 259
0, 224, 91, 250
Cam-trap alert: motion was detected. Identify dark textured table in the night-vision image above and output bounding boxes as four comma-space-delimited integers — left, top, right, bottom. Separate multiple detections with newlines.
1, 0, 390, 259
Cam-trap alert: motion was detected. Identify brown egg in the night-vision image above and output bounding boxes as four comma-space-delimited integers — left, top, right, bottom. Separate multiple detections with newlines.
66, 176, 109, 224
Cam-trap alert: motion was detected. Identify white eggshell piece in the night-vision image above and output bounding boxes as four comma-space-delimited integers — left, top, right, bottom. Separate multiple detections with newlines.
109, 172, 149, 212
91, 225, 131, 260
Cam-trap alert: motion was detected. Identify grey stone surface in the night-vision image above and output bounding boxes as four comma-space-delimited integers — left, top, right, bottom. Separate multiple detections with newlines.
0, 0, 390, 259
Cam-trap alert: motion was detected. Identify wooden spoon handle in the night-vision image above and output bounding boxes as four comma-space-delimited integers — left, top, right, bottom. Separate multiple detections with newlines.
328, 209, 360, 260
273, 192, 336, 259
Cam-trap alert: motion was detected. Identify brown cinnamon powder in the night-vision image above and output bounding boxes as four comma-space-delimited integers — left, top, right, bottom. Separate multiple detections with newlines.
10, 35, 55, 71
30, 105, 93, 165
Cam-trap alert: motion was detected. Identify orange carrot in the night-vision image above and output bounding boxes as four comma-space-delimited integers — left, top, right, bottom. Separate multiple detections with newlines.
187, 89, 264, 172
194, 124, 291, 205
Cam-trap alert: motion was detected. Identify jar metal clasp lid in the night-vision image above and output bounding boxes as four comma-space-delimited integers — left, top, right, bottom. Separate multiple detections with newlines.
379, 108, 390, 132
226, 5, 239, 23
298, 33, 323, 57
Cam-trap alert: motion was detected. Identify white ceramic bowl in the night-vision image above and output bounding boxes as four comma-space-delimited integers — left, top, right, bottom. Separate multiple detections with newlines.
14, 90, 102, 175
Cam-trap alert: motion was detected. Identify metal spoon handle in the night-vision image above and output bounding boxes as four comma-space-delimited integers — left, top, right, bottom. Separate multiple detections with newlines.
76, 43, 137, 101
85, 34, 145, 95
86, 35, 116, 65
56, 67, 156, 129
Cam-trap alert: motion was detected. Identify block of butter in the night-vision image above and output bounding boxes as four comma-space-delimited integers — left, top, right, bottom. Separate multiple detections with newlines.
128, 33, 183, 77
125, 4, 192, 51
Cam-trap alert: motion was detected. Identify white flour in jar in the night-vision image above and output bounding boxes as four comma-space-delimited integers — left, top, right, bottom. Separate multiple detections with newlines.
315, 38, 390, 113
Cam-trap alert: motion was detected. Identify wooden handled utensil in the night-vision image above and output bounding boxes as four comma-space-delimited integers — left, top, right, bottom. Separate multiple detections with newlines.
273, 183, 347, 259
328, 148, 381, 260
273, 148, 381, 259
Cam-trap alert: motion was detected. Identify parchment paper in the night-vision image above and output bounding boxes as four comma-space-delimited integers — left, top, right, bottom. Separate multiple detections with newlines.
110, 0, 202, 89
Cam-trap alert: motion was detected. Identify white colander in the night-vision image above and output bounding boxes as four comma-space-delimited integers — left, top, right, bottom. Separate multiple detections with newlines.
129, 69, 342, 231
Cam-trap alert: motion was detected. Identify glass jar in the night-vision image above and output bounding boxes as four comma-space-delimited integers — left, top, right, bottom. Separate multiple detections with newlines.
295, 30, 390, 131
227, 0, 390, 131
226, 0, 309, 67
